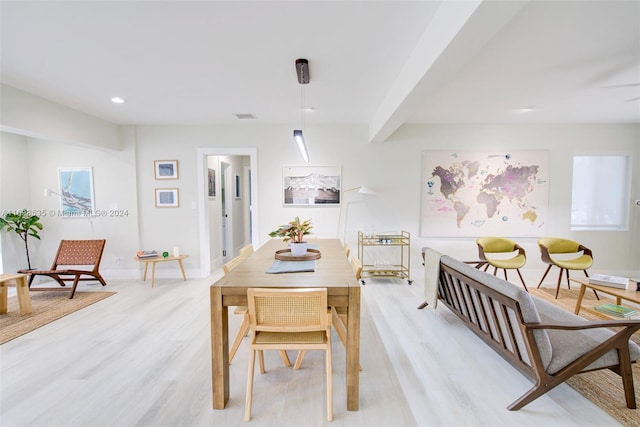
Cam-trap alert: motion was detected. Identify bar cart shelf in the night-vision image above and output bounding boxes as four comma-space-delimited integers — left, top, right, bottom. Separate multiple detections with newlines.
357, 230, 412, 285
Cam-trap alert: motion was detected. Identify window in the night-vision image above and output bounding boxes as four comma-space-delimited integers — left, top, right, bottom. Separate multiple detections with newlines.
571, 155, 630, 230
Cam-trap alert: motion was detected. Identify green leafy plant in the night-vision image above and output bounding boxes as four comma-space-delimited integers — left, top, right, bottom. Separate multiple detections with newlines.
0, 210, 43, 269
268, 216, 312, 243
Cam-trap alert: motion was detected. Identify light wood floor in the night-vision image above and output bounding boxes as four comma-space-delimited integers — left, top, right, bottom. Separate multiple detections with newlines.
0, 269, 622, 426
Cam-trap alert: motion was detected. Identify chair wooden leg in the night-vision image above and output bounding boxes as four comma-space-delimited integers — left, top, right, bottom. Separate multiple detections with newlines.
279, 350, 291, 367
69, 275, 81, 299
565, 270, 571, 289
331, 307, 362, 370
258, 350, 265, 374
326, 340, 333, 421
245, 349, 256, 421
516, 269, 528, 292
584, 270, 600, 300
229, 314, 250, 364
617, 347, 637, 409
537, 265, 552, 288
555, 268, 564, 299
294, 350, 305, 370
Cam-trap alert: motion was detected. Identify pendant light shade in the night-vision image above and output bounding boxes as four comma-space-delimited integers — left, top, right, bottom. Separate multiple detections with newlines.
293, 129, 309, 163
294, 59, 310, 163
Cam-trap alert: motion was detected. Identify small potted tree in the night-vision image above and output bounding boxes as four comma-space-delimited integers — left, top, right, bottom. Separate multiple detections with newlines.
0, 209, 43, 270
269, 216, 312, 256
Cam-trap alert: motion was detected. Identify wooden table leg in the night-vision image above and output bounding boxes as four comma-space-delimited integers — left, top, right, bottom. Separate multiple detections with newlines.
211, 286, 229, 409
0, 284, 7, 314
151, 262, 156, 288
177, 259, 187, 281
346, 285, 361, 411
15, 276, 32, 315
574, 283, 587, 314
142, 262, 149, 281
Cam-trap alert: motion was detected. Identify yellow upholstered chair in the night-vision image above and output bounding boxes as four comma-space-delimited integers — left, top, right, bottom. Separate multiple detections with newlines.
245, 288, 333, 421
476, 237, 528, 291
536, 237, 595, 299
225, 248, 291, 367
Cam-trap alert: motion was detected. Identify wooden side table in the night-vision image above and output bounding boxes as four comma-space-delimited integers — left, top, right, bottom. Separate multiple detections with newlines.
134, 255, 189, 287
0, 273, 33, 315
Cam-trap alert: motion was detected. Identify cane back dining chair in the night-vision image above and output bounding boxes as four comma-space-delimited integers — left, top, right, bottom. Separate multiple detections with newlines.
225, 246, 292, 367
18, 239, 107, 299
296, 256, 363, 371
536, 237, 597, 299
476, 237, 528, 291
245, 288, 333, 421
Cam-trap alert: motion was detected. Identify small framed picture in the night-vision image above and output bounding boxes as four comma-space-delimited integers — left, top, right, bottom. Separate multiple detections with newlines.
154, 160, 179, 180
155, 188, 179, 208
208, 168, 216, 198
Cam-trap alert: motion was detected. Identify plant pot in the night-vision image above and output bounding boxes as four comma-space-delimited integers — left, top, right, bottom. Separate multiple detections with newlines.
289, 242, 308, 257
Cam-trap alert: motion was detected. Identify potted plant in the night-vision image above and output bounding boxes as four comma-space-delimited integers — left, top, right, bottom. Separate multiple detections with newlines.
269, 216, 312, 256
0, 209, 43, 270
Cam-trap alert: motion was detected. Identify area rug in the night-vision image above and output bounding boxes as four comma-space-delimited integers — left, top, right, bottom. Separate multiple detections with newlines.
530, 287, 640, 427
0, 291, 116, 345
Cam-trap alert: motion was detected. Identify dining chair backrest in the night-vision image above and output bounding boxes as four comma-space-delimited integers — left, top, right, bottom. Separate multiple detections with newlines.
351, 256, 362, 280
247, 288, 329, 333
223, 255, 244, 275
238, 244, 254, 257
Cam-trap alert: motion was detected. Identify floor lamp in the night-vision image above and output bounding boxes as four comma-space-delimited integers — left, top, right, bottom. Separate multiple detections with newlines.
336, 186, 375, 243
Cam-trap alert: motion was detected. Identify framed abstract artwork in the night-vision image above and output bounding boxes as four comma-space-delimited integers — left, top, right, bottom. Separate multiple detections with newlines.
57, 167, 96, 217
155, 188, 180, 208
282, 166, 341, 206
154, 160, 179, 180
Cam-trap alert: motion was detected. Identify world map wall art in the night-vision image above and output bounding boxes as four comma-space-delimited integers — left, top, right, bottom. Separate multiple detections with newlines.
421, 150, 549, 237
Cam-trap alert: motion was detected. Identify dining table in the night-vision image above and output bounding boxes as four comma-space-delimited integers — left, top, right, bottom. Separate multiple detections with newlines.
210, 238, 361, 411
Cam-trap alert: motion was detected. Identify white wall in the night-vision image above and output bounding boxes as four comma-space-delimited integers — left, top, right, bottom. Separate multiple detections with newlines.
0, 132, 30, 272
0, 84, 121, 151
0, 129, 140, 278
1, 89, 638, 281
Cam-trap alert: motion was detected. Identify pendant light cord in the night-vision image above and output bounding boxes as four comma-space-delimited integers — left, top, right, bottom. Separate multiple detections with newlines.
300, 85, 306, 131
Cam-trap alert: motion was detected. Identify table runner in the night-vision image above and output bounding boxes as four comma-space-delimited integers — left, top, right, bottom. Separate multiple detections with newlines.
266, 259, 315, 273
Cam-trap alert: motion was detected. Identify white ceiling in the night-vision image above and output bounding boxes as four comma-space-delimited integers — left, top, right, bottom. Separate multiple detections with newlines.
1, 1, 639, 139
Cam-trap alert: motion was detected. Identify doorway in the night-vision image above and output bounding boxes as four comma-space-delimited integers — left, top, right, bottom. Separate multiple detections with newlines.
221, 161, 230, 260
197, 148, 258, 277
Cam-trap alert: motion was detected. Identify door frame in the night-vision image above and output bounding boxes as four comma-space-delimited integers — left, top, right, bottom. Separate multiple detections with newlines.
196, 147, 258, 277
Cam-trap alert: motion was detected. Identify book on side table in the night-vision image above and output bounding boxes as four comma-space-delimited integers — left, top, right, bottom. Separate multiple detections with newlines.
136, 250, 158, 259
588, 274, 629, 289
594, 303, 637, 318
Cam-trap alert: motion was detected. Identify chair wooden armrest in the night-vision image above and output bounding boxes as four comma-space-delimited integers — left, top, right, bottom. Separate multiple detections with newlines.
524, 320, 640, 331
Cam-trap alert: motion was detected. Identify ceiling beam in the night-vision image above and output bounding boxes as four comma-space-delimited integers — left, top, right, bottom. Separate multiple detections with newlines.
368, 0, 529, 143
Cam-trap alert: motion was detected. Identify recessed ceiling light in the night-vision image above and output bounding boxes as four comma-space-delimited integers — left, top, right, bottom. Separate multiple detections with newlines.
235, 113, 256, 119
111, 97, 125, 104
517, 106, 536, 113
303, 107, 315, 112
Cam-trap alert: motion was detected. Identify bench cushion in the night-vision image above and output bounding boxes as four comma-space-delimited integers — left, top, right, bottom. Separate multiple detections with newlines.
533, 297, 640, 374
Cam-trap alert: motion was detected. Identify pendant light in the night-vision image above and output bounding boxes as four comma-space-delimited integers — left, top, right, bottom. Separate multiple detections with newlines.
294, 58, 310, 163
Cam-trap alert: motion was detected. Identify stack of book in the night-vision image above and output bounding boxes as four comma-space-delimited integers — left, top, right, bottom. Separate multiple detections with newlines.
588, 273, 629, 289
136, 250, 158, 259
594, 303, 637, 318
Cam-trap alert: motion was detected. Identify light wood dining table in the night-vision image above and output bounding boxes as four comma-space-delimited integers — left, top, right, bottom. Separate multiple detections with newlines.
210, 238, 361, 411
